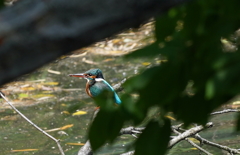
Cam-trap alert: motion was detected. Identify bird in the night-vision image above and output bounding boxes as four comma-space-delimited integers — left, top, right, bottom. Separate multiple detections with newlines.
69, 68, 121, 104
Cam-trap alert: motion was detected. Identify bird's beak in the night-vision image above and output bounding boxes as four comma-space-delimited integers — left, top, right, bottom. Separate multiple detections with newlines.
69, 73, 85, 78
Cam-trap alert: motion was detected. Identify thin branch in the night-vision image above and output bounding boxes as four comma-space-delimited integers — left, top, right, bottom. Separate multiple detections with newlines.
0, 92, 65, 155
113, 78, 126, 92
172, 123, 184, 128
186, 138, 212, 155
210, 109, 239, 115
193, 134, 240, 154
119, 127, 144, 135
120, 126, 144, 138
120, 151, 135, 155
169, 122, 213, 148
174, 123, 240, 154
172, 129, 213, 155
78, 140, 92, 155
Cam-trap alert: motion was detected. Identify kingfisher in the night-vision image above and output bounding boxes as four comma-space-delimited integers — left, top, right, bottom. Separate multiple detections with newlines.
69, 68, 121, 104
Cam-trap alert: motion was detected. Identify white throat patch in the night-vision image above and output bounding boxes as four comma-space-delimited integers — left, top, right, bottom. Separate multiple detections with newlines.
95, 78, 104, 82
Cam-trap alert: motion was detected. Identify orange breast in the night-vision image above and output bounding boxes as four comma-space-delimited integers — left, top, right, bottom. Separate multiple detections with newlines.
85, 82, 93, 97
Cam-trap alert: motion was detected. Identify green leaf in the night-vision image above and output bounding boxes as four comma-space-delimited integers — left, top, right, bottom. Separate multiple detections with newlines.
123, 66, 159, 92
89, 109, 124, 151
205, 79, 215, 99
91, 0, 240, 152
89, 91, 125, 151
138, 63, 188, 107
135, 119, 171, 155
89, 110, 109, 151
120, 94, 149, 125
93, 90, 118, 110
0, 0, 4, 8
107, 110, 125, 143
155, 9, 181, 42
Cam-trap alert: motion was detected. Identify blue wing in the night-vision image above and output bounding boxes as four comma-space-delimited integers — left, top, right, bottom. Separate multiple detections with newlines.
101, 79, 122, 104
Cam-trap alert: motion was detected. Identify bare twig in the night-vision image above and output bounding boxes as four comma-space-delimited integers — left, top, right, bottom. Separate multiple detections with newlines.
172, 123, 184, 129
0, 92, 65, 155
120, 123, 214, 155
78, 140, 92, 155
120, 151, 135, 155
113, 78, 126, 92
119, 127, 144, 135
193, 134, 240, 154
172, 129, 213, 155
210, 109, 239, 115
119, 126, 144, 138
169, 122, 213, 148
174, 122, 240, 154
0, 91, 5, 97
186, 138, 212, 155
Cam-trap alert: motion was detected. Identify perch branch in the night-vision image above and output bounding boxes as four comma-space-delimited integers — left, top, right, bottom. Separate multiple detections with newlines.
113, 78, 126, 92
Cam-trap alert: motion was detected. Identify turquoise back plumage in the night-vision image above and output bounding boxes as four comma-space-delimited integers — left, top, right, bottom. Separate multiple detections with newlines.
89, 78, 121, 104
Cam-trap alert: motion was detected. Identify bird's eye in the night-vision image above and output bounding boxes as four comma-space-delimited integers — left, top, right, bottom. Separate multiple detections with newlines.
88, 73, 92, 76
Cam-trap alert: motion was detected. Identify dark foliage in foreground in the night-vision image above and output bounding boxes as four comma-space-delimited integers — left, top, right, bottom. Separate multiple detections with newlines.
90, 0, 240, 154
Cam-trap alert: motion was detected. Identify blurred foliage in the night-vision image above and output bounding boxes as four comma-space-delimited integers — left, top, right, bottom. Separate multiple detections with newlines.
89, 0, 240, 154
135, 120, 171, 155
0, 0, 4, 8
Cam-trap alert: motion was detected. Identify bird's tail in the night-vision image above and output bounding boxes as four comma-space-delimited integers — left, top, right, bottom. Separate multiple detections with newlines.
114, 93, 121, 104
